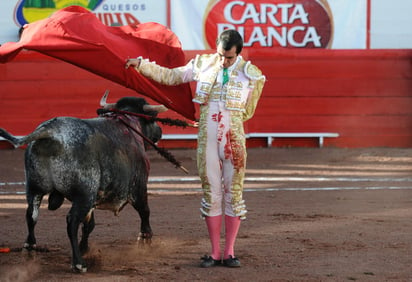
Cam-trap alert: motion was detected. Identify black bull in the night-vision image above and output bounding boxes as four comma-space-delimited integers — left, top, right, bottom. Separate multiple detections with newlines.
0, 96, 167, 272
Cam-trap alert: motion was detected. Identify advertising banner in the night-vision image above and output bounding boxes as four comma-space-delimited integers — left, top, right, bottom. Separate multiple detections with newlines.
2, 0, 410, 50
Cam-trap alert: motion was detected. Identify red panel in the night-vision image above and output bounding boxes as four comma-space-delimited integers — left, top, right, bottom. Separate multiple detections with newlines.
265, 78, 412, 97
247, 115, 412, 135
256, 59, 412, 79
255, 97, 412, 115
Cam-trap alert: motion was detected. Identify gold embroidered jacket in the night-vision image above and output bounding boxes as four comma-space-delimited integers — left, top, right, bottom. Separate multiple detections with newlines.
136, 53, 265, 121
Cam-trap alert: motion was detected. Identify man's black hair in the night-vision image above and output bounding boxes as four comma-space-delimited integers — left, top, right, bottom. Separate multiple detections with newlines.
216, 29, 243, 55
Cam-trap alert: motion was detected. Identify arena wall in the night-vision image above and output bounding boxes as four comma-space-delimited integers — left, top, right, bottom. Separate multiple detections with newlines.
0, 49, 411, 149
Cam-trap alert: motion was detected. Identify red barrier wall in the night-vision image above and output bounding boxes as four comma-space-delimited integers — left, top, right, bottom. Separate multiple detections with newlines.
0, 49, 411, 148
246, 48, 412, 147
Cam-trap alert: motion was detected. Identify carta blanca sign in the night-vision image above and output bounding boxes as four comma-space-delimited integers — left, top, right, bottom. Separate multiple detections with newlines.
204, 0, 333, 48
14, 0, 146, 27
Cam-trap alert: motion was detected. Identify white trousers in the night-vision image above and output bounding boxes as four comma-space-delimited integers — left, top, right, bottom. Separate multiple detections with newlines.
200, 101, 238, 217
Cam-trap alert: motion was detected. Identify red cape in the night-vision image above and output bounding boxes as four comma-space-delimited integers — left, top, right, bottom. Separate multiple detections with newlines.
0, 6, 195, 120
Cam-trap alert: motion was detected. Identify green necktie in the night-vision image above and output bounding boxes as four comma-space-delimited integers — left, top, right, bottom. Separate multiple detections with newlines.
223, 68, 229, 85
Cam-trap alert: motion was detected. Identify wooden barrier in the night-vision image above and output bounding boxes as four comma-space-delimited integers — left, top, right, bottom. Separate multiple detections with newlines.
0, 49, 411, 148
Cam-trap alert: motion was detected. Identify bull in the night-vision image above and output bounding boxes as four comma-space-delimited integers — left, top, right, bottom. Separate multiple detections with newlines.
0, 92, 167, 272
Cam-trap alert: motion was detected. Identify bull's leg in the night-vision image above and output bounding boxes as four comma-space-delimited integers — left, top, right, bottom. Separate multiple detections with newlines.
79, 211, 95, 255
24, 193, 44, 250
131, 186, 153, 244
66, 201, 93, 273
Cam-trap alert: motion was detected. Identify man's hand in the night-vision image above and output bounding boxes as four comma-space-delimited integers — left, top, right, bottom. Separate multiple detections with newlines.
125, 58, 141, 69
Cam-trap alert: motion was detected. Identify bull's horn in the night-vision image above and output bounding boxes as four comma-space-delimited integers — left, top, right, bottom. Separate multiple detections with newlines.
99, 90, 110, 106
100, 90, 116, 109
143, 104, 168, 113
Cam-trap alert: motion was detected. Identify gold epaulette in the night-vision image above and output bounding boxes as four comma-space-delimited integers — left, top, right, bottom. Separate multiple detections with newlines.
195, 53, 219, 70
244, 61, 265, 81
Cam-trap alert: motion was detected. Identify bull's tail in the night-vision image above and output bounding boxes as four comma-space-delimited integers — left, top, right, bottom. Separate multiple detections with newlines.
0, 125, 54, 148
0, 128, 22, 148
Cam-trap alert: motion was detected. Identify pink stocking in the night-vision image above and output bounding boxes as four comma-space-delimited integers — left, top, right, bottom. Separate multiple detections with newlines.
205, 215, 222, 260
224, 215, 241, 259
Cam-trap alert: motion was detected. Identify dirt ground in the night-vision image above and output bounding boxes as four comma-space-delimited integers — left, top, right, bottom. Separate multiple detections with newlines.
1, 147, 412, 281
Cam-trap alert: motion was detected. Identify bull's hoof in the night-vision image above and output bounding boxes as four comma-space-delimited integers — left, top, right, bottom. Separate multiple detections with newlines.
137, 232, 152, 245
72, 264, 87, 273
23, 243, 50, 253
23, 242, 36, 251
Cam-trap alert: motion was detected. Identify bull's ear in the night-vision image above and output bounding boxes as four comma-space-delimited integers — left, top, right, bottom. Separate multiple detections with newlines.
143, 105, 168, 113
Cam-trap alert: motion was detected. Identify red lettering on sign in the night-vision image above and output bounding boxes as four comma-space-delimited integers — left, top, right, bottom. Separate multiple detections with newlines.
94, 13, 140, 26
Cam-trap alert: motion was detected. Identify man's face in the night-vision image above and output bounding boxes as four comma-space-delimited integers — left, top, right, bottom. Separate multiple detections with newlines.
217, 42, 238, 68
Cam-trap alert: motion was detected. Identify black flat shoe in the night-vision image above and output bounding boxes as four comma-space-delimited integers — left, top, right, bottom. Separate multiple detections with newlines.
200, 255, 221, 268
222, 255, 241, 267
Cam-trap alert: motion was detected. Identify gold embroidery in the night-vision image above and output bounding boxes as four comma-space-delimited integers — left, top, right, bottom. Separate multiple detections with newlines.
243, 77, 265, 121
228, 115, 247, 218
227, 80, 243, 89
245, 62, 264, 79
227, 90, 242, 100
200, 82, 212, 92
226, 100, 246, 110
211, 83, 221, 91
210, 93, 225, 101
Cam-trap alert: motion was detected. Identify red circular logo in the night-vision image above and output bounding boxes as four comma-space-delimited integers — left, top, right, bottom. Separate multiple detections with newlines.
204, 0, 333, 49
